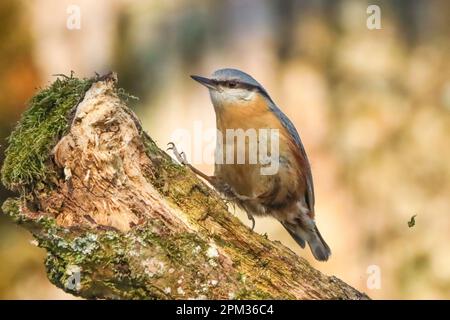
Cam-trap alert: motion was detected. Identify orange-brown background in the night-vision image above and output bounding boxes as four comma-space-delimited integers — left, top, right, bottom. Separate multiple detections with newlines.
0, 0, 449, 299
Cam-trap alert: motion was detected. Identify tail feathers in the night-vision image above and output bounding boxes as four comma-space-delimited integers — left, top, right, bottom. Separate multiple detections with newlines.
308, 226, 331, 261
281, 222, 305, 248
282, 222, 331, 261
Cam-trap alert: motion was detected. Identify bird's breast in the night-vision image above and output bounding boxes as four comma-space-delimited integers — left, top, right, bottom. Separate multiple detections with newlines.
213, 96, 305, 206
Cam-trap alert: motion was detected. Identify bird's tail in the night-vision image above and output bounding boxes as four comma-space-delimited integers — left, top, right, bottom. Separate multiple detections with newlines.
282, 219, 331, 262
308, 225, 331, 261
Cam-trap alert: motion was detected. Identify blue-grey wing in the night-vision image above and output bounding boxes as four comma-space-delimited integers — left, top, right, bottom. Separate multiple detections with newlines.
268, 101, 315, 210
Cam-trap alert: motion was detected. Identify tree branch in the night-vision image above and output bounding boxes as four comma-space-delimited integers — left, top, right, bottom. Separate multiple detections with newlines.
1, 73, 369, 300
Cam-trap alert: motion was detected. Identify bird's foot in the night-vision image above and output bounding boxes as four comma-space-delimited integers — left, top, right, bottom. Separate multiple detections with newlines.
214, 180, 237, 200
247, 213, 256, 230
167, 142, 218, 187
168, 142, 256, 230
167, 142, 187, 165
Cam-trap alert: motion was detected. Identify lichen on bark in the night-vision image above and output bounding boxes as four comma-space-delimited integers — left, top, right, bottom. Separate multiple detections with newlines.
0, 73, 369, 300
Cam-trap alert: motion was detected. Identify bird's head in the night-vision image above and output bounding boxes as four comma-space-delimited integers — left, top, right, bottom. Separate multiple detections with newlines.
191, 68, 269, 109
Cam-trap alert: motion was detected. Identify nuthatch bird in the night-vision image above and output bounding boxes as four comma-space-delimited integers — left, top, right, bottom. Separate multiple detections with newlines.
169, 68, 331, 261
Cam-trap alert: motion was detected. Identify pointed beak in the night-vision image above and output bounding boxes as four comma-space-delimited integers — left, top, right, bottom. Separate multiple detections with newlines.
190, 75, 218, 90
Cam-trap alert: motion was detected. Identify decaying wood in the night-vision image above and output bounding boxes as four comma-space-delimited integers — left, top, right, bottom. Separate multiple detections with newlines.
1, 73, 369, 300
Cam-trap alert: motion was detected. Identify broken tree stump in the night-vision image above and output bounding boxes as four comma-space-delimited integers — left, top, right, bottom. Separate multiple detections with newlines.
0, 73, 368, 300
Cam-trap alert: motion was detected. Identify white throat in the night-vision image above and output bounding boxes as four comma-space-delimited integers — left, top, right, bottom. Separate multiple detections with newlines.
209, 88, 256, 108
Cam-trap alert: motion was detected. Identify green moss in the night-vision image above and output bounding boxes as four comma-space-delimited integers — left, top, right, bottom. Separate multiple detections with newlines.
234, 287, 274, 300
1, 197, 21, 221
1, 75, 94, 191
117, 87, 139, 104
141, 133, 187, 177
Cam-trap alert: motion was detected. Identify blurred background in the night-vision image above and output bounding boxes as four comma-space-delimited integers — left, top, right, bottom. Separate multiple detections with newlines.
0, 0, 449, 299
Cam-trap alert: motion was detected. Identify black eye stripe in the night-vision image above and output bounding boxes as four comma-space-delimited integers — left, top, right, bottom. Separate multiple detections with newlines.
217, 80, 260, 91
219, 80, 238, 88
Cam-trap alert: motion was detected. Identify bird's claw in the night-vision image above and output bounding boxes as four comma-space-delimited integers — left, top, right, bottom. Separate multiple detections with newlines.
167, 142, 175, 151
167, 142, 187, 165
248, 214, 256, 231
168, 142, 256, 231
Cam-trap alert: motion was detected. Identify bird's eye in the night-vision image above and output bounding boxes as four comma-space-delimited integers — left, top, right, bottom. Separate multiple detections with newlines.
228, 81, 237, 88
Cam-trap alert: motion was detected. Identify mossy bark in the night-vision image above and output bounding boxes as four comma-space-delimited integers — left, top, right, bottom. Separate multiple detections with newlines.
0, 73, 369, 300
